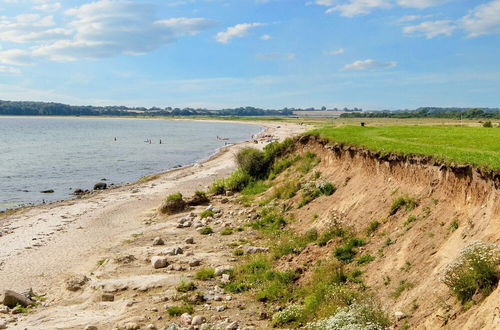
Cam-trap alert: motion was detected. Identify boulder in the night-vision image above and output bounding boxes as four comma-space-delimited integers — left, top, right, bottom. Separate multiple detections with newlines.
2, 290, 33, 308
214, 266, 233, 276
151, 256, 168, 269
93, 182, 107, 190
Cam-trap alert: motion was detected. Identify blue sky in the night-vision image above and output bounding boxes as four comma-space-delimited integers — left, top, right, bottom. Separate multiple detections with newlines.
0, 0, 499, 109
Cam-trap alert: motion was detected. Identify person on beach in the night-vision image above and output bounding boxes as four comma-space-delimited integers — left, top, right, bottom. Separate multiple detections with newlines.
160, 139, 162, 144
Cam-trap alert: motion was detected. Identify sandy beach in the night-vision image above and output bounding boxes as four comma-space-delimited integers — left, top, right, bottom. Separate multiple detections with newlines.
0, 121, 305, 329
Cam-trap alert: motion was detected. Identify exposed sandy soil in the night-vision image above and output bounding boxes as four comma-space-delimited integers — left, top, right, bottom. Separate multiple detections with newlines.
0, 122, 306, 330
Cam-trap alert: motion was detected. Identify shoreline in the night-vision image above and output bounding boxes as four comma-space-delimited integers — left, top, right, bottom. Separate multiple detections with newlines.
0, 118, 268, 214
0, 121, 307, 293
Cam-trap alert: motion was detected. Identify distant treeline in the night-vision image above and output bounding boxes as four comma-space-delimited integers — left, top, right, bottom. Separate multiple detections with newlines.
0, 100, 293, 117
340, 107, 500, 119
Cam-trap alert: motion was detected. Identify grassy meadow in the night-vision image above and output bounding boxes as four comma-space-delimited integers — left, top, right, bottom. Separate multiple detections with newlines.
310, 125, 500, 170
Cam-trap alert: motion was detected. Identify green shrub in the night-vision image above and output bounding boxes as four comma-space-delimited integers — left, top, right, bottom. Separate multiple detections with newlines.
483, 121, 493, 128
195, 268, 215, 280
272, 304, 304, 326
268, 155, 301, 179
273, 180, 300, 199
357, 254, 375, 265
390, 280, 414, 298
366, 221, 380, 235
166, 304, 193, 316
263, 138, 294, 162
224, 169, 252, 192
389, 196, 418, 216
334, 238, 365, 263
241, 180, 271, 195
250, 211, 287, 233
318, 182, 336, 196
403, 215, 417, 226
166, 192, 183, 201
209, 178, 226, 195
441, 241, 500, 303
221, 227, 233, 235
316, 226, 346, 247
450, 220, 459, 231
236, 147, 266, 178
199, 226, 214, 235
176, 281, 196, 292
271, 229, 318, 259
299, 152, 320, 173
233, 249, 244, 256
199, 209, 214, 219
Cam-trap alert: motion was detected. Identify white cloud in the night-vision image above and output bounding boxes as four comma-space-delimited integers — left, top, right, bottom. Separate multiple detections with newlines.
28, 0, 217, 61
0, 65, 21, 74
343, 59, 397, 70
403, 20, 456, 38
256, 52, 295, 60
0, 13, 70, 43
33, 2, 61, 11
0, 49, 35, 65
325, 48, 344, 55
216, 23, 264, 44
397, 15, 422, 23
461, 0, 500, 37
260, 34, 272, 40
396, 0, 451, 9
326, 0, 392, 17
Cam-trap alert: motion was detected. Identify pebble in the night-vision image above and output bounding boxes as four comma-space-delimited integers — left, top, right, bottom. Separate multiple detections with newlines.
180, 313, 192, 325
0, 306, 9, 314
0, 320, 7, 330
226, 321, 239, 330
214, 266, 233, 276
191, 315, 206, 325
185, 237, 195, 244
189, 259, 201, 267
152, 237, 165, 246
215, 305, 226, 312
221, 274, 231, 284
146, 324, 157, 330
394, 311, 406, 321
84, 326, 98, 330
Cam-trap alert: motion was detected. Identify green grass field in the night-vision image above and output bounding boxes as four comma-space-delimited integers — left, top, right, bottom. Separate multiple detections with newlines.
311, 125, 500, 170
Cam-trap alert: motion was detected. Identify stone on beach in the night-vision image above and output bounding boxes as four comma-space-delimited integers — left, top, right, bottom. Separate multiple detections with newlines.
151, 256, 168, 269
65, 275, 89, 291
2, 290, 33, 308
152, 237, 164, 246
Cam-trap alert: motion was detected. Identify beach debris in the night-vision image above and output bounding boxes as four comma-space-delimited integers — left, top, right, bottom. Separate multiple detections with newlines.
93, 182, 107, 190
2, 290, 33, 308
66, 275, 89, 291
152, 237, 164, 246
151, 256, 169, 269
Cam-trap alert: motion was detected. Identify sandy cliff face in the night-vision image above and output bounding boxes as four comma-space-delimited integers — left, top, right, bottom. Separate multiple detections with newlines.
279, 136, 499, 329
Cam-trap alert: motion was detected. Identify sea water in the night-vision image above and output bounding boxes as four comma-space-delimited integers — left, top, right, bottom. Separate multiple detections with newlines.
0, 117, 262, 210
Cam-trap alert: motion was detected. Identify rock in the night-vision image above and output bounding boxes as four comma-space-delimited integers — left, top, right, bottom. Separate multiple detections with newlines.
40, 189, 54, 193
2, 290, 33, 308
73, 189, 86, 195
185, 237, 195, 244
214, 266, 233, 276
221, 274, 231, 284
152, 237, 164, 246
166, 324, 180, 330
245, 246, 269, 254
215, 305, 226, 312
226, 321, 239, 330
166, 247, 183, 256
151, 256, 168, 269
102, 293, 114, 302
84, 326, 98, 330
180, 313, 192, 325
146, 324, 157, 330
225, 295, 232, 301
0, 320, 6, 330
93, 182, 107, 190
66, 275, 89, 291
187, 192, 209, 206
0, 305, 9, 314
394, 311, 406, 321
123, 322, 140, 330
191, 315, 206, 325
188, 259, 201, 267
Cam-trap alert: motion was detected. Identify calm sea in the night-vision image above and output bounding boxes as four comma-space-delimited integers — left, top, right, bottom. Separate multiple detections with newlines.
0, 117, 261, 210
